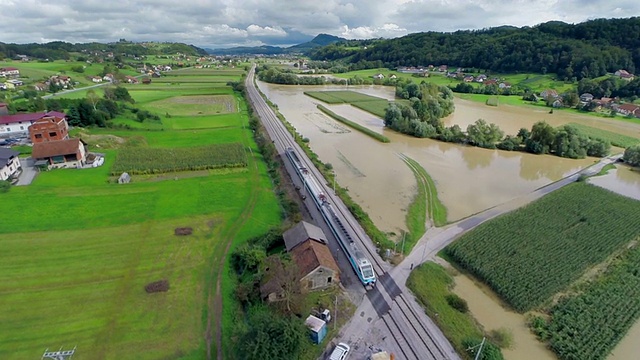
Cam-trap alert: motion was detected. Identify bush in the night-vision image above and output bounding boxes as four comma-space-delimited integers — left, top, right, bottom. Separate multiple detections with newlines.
489, 328, 513, 349
445, 294, 469, 313
0, 180, 10, 193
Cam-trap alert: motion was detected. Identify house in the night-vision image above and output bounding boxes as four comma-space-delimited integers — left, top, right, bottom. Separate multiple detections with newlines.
552, 99, 564, 108
499, 82, 511, 89
283, 221, 339, 291
615, 69, 635, 81
0, 110, 66, 137
31, 138, 87, 169
290, 239, 340, 291
615, 103, 640, 117
373, 73, 385, 80
438, 65, 448, 72
28, 114, 69, 143
0, 67, 20, 77
6, 79, 23, 87
305, 315, 327, 344
47, 75, 72, 89
389, 74, 397, 79
90, 76, 102, 83
103, 73, 115, 82
475, 74, 487, 82
579, 93, 594, 102
0, 148, 21, 181
540, 89, 559, 100
463, 76, 474, 82
483, 79, 498, 86
283, 221, 327, 251
125, 76, 138, 84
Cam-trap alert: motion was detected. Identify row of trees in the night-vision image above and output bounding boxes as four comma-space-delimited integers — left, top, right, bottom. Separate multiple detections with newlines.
310, 17, 640, 81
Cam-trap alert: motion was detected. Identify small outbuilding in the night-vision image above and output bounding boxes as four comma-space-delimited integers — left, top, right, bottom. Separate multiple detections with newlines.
305, 315, 327, 344
118, 172, 131, 184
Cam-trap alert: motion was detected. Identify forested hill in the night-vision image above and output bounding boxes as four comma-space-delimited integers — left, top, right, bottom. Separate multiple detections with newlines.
310, 17, 640, 80
0, 40, 208, 61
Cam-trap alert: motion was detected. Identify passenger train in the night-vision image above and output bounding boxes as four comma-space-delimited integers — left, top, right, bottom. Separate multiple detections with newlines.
285, 147, 376, 287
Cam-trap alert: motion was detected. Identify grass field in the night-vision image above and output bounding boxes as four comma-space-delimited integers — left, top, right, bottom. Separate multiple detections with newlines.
566, 122, 640, 148
304, 90, 391, 118
144, 95, 237, 116
445, 182, 640, 312
0, 67, 282, 359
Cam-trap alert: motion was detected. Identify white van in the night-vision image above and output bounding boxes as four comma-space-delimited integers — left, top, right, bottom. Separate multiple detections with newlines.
329, 342, 350, 360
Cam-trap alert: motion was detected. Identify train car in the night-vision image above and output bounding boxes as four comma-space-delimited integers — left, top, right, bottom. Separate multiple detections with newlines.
285, 147, 377, 287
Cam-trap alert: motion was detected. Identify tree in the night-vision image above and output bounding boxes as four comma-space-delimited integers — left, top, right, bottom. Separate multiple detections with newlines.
624, 145, 640, 167
86, 89, 100, 111
466, 119, 504, 149
237, 309, 306, 360
526, 121, 556, 154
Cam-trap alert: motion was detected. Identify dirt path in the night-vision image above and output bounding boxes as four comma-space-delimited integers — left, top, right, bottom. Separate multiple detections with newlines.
205, 127, 261, 360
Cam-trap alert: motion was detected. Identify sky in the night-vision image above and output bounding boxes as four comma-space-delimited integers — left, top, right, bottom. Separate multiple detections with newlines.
0, 0, 638, 49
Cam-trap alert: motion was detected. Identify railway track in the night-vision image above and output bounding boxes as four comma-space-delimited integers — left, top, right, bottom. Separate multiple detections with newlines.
245, 66, 454, 360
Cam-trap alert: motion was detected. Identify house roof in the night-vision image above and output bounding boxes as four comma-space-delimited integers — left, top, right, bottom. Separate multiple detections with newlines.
0, 111, 66, 125
0, 148, 19, 167
290, 239, 339, 278
617, 103, 640, 113
32, 138, 83, 159
305, 315, 325, 333
283, 221, 327, 252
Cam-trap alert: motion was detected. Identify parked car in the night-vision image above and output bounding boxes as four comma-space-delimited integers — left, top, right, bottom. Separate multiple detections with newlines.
328, 343, 350, 360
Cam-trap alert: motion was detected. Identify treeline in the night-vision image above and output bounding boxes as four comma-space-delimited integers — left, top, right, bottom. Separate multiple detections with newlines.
257, 65, 397, 86
384, 81, 455, 137
0, 40, 207, 61
310, 17, 640, 80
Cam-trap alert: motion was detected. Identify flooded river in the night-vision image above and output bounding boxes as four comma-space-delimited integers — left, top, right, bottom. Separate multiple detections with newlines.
589, 165, 640, 201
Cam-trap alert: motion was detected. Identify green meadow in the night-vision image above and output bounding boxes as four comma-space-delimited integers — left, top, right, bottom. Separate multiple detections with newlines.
0, 67, 281, 359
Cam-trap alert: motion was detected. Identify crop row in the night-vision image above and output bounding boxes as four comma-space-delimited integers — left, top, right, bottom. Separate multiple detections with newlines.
567, 122, 640, 148
445, 182, 640, 312
111, 143, 247, 175
537, 245, 640, 360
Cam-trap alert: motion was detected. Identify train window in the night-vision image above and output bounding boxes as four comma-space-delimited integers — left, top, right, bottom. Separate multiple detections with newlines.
362, 265, 374, 279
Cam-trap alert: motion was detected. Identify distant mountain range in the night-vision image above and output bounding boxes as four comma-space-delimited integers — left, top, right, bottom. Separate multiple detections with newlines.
207, 34, 347, 55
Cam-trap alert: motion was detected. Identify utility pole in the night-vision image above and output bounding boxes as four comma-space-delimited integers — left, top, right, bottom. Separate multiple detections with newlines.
332, 170, 336, 195
472, 337, 486, 360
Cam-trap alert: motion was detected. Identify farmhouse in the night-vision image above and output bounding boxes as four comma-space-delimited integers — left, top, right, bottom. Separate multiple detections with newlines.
0, 67, 20, 77
540, 89, 559, 99
579, 93, 594, 102
31, 138, 87, 169
615, 69, 635, 81
0, 148, 20, 181
28, 114, 69, 143
614, 103, 640, 117
0, 111, 66, 137
283, 221, 339, 291
373, 73, 385, 79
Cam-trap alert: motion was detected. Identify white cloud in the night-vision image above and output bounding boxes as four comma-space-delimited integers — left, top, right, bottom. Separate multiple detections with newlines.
0, 0, 637, 48
246, 25, 287, 37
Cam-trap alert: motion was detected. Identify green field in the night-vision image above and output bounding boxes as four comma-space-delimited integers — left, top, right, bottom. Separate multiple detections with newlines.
445, 182, 640, 312
566, 122, 640, 148
0, 67, 282, 359
304, 90, 391, 118
532, 244, 640, 360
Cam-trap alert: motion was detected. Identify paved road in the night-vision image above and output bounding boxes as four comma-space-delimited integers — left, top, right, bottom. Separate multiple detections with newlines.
246, 66, 459, 360
15, 157, 37, 186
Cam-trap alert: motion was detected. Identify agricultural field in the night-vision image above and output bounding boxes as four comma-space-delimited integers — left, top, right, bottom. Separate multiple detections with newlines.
304, 90, 391, 118
0, 66, 281, 359
531, 244, 640, 360
566, 122, 640, 148
111, 143, 247, 175
144, 95, 236, 116
445, 182, 640, 312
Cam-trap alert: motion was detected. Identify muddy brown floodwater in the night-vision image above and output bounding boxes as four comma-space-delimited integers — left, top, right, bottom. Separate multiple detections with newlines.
258, 81, 640, 360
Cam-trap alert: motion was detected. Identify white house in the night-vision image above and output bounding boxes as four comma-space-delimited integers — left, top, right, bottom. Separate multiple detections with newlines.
0, 110, 66, 137
0, 67, 20, 77
373, 73, 385, 79
0, 148, 21, 181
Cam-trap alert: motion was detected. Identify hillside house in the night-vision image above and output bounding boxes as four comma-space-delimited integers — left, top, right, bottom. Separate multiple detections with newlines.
0, 67, 20, 77
615, 69, 635, 81
579, 93, 594, 102
540, 89, 559, 100
125, 76, 138, 84
31, 138, 87, 169
499, 82, 511, 89
0, 111, 66, 137
615, 103, 640, 117
373, 73, 385, 80
0, 148, 20, 181
90, 76, 102, 83
28, 114, 69, 143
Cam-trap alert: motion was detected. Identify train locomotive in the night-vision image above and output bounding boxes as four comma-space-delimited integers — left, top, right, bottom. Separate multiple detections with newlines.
286, 147, 376, 287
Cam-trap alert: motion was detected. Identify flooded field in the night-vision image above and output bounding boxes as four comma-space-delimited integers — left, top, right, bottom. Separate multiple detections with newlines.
258, 82, 640, 360
449, 268, 556, 360
258, 81, 613, 233
589, 165, 640, 201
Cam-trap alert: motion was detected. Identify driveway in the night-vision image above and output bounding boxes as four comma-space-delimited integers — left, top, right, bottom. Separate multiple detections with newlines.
15, 157, 38, 186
